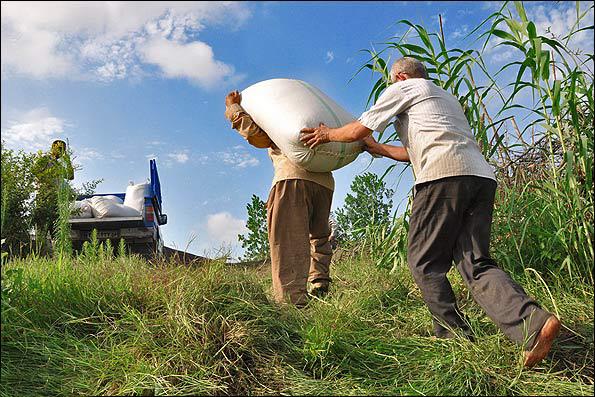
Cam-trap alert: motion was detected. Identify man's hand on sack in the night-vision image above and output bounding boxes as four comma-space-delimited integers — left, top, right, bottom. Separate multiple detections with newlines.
300, 123, 331, 149
226, 90, 242, 106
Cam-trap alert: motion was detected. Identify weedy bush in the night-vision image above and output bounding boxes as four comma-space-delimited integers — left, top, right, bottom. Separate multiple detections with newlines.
0, 143, 36, 255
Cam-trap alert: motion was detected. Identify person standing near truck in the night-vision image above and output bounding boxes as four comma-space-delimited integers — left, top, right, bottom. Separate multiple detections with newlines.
225, 90, 333, 306
299, 57, 560, 368
31, 139, 75, 249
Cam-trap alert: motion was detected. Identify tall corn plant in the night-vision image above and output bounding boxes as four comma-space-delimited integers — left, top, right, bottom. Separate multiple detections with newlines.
356, 1, 593, 281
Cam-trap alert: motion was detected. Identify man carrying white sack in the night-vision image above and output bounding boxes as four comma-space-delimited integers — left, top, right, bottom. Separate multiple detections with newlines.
300, 57, 560, 368
225, 90, 333, 307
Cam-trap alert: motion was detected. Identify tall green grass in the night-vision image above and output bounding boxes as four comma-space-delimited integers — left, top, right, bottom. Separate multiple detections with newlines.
355, 1, 593, 282
1, 251, 592, 396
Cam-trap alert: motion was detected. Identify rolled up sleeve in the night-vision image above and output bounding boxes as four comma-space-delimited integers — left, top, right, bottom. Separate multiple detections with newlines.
225, 103, 273, 149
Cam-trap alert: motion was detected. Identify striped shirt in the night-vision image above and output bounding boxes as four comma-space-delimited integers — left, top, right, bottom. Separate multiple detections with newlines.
358, 78, 495, 185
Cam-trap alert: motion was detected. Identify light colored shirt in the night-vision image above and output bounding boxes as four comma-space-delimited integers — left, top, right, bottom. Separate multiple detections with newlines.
358, 78, 496, 185
225, 103, 335, 191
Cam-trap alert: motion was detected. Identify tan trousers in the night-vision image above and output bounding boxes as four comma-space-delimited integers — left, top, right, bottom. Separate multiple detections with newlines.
267, 179, 333, 306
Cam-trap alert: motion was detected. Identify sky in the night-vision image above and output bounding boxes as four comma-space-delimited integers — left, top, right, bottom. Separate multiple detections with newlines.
2, 1, 593, 258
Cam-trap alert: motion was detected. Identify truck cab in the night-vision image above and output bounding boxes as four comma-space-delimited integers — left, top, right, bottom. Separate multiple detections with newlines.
69, 159, 167, 257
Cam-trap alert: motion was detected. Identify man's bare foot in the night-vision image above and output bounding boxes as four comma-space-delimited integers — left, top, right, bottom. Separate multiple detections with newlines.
523, 315, 561, 368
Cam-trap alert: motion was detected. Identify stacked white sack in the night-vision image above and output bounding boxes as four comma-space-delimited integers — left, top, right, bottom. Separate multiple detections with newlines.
124, 183, 149, 213
102, 195, 124, 204
89, 196, 141, 218
240, 79, 363, 172
70, 200, 93, 218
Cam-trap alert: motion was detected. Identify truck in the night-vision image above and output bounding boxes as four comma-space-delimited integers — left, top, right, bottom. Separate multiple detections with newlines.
69, 159, 168, 257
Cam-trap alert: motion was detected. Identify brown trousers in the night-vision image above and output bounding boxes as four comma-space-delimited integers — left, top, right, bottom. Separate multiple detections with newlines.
267, 179, 333, 306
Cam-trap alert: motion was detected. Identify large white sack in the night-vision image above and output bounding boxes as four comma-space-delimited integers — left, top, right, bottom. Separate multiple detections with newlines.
89, 196, 141, 218
124, 183, 149, 213
102, 195, 124, 204
70, 200, 93, 218
240, 79, 363, 172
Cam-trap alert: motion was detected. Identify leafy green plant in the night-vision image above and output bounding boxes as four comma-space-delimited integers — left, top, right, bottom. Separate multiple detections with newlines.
74, 178, 104, 196
335, 172, 394, 244
0, 143, 36, 256
238, 194, 269, 261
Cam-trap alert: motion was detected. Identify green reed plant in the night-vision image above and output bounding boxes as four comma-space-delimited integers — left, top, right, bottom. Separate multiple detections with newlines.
354, 1, 594, 282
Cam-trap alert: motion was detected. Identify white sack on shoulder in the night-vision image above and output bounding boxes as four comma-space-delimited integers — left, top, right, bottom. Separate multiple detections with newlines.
70, 200, 93, 218
124, 183, 149, 213
240, 79, 363, 172
89, 196, 141, 218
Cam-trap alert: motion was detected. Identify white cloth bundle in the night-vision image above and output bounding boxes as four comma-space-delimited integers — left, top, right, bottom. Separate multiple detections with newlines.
70, 200, 93, 218
89, 196, 141, 218
124, 183, 149, 213
102, 195, 124, 204
241, 78, 363, 172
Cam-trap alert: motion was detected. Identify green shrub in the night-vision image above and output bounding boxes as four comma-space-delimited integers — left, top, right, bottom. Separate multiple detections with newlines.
0, 143, 36, 255
238, 194, 269, 261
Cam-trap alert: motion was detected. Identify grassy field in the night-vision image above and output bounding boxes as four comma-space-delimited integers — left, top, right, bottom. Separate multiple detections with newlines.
1, 247, 592, 396
1, 3, 593, 395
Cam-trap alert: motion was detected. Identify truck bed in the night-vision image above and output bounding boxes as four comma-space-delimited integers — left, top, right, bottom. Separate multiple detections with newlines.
69, 216, 144, 230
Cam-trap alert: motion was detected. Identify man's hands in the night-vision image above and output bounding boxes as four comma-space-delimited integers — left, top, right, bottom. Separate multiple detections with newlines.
362, 135, 410, 162
362, 135, 384, 159
362, 135, 380, 154
226, 90, 242, 107
300, 123, 331, 149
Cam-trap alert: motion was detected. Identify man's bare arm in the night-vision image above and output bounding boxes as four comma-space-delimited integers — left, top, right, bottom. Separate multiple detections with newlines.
299, 121, 371, 149
363, 136, 410, 162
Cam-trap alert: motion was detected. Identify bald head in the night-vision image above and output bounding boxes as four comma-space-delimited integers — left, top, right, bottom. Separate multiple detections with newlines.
390, 57, 428, 82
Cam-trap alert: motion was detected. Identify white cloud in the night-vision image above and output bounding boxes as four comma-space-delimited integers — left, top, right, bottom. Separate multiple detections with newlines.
1, 2, 251, 84
457, 9, 475, 17
219, 150, 259, 168
452, 25, 469, 39
1, 108, 66, 152
527, 2, 594, 55
325, 51, 335, 64
485, 2, 594, 66
206, 211, 247, 245
140, 37, 234, 88
430, 13, 446, 28
481, 2, 503, 12
167, 150, 190, 163
75, 147, 104, 162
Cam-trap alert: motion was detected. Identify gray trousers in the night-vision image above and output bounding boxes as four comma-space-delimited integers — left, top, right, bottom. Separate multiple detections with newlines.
407, 175, 550, 349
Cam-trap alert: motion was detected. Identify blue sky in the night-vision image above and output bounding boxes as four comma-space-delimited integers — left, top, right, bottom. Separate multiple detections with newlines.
2, 1, 593, 258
